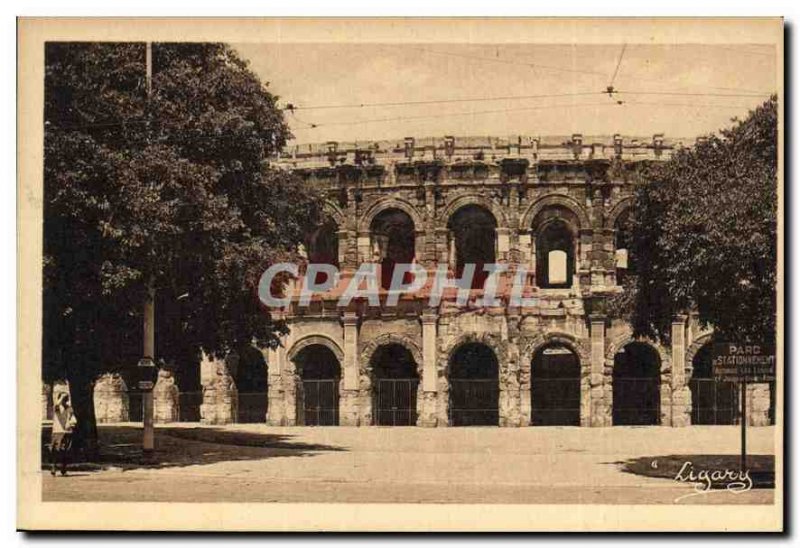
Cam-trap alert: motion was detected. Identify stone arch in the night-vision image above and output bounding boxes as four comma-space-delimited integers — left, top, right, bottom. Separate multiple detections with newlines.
605, 196, 635, 230
357, 195, 424, 234
443, 331, 506, 426
520, 331, 590, 369
360, 333, 424, 376
521, 194, 590, 231
685, 332, 714, 377
362, 333, 424, 426
287, 334, 344, 365
605, 332, 670, 373
442, 331, 508, 375
606, 332, 670, 426
323, 200, 346, 229
437, 193, 509, 229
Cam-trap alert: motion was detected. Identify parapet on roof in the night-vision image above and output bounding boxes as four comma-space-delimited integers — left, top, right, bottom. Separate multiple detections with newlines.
275, 134, 691, 169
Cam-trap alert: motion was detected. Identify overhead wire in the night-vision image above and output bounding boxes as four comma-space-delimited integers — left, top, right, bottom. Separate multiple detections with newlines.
284, 90, 770, 113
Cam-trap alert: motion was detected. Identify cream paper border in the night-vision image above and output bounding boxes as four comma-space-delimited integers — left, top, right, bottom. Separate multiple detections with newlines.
17, 17, 784, 532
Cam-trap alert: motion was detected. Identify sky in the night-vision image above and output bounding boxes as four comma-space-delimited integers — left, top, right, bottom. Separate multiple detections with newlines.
233, 43, 777, 145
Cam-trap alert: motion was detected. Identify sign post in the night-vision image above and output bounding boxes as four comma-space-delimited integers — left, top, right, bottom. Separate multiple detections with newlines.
712, 342, 775, 473
740, 377, 746, 472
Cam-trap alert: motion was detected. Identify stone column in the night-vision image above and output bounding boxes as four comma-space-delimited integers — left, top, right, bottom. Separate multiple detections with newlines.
496, 227, 510, 262
435, 228, 451, 265
436, 317, 452, 426
336, 229, 351, 268
670, 315, 691, 426
518, 230, 532, 269
153, 368, 180, 423
93, 373, 130, 423
414, 229, 428, 265
357, 232, 371, 264
499, 323, 522, 427
589, 314, 610, 426
266, 344, 288, 426
200, 354, 238, 424
340, 312, 362, 425
419, 312, 439, 426
747, 383, 771, 426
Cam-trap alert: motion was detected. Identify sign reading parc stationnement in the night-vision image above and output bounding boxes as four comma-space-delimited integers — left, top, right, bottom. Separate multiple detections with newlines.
712, 343, 776, 382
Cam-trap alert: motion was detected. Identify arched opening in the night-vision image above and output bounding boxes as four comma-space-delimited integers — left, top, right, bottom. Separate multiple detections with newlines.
370, 208, 416, 290
306, 218, 339, 285
614, 208, 635, 284
228, 347, 268, 423
448, 342, 499, 426
532, 206, 579, 289
293, 344, 341, 426
531, 343, 581, 426
447, 205, 497, 290
536, 220, 575, 288
612, 342, 661, 425
370, 343, 420, 426
689, 342, 737, 425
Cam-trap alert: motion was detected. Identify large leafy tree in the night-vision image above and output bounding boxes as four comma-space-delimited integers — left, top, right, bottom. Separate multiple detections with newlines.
44, 43, 322, 449
613, 97, 778, 346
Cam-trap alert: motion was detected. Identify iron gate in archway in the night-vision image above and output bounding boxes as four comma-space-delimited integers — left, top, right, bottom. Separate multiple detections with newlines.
302, 379, 339, 426
612, 377, 661, 425
690, 378, 738, 425
374, 378, 418, 426
449, 379, 499, 426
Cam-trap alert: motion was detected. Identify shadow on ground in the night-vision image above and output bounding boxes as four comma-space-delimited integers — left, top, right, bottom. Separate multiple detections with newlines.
41, 424, 346, 472
616, 454, 775, 489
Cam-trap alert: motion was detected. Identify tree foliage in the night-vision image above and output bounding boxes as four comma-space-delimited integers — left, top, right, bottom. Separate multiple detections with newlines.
44, 43, 322, 445
616, 97, 778, 345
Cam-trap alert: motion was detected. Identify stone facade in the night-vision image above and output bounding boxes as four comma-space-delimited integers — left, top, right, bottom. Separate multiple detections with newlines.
78, 135, 774, 428
258, 135, 775, 428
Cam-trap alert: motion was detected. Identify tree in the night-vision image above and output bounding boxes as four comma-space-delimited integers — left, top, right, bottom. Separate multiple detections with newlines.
44, 43, 322, 450
614, 97, 778, 346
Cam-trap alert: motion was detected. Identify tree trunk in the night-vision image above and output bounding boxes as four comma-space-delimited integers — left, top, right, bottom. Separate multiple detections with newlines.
68, 377, 98, 460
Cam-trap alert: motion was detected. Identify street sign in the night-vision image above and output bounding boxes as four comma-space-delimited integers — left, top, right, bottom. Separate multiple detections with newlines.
711, 341, 776, 474
138, 380, 154, 390
137, 357, 155, 368
712, 343, 776, 382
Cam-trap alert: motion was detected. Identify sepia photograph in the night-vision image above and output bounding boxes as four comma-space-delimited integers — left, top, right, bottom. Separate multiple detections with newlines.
16, 17, 783, 532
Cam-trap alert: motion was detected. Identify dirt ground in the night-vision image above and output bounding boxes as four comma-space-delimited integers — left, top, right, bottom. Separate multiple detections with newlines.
41, 423, 777, 504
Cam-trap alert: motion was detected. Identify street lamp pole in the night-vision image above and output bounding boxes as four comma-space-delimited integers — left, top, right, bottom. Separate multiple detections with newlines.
142, 282, 155, 452
140, 41, 156, 453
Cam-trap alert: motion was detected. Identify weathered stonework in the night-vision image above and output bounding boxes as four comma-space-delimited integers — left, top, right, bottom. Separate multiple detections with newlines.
154, 368, 180, 423
93, 373, 130, 423
747, 383, 771, 426
200, 358, 238, 425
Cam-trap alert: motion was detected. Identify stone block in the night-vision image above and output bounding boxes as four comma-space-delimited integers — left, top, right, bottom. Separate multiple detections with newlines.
93, 373, 130, 423
153, 369, 180, 423
200, 362, 237, 425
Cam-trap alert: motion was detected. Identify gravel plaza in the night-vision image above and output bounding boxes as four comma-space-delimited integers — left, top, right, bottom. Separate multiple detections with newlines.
41, 423, 776, 505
